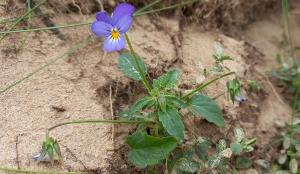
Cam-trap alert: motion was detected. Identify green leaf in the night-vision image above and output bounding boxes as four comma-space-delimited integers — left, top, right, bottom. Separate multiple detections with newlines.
213, 42, 224, 58
196, 137, 211, 161
231, 143, 243, 155
120, 96, 154, 117
158, 95, 167, 112
216, 139, 227, 153
278, 153, 287, 165
118, 53, 147, 81
208, 155, 221, 169
34, 137, 61, 162
153, 69, 180, 90
233, 127, 245, 143
158, 106, 185, 141
289, 158, 298, 173
227, 78, 243, 104
236, 156, 252, 169
187, 94, 225, 127
165, 95, 188, 109
127, 131, 177, 168
175, 158, 200, 173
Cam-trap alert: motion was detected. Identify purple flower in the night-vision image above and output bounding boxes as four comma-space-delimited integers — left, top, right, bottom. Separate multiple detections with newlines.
91, 3, 135, 52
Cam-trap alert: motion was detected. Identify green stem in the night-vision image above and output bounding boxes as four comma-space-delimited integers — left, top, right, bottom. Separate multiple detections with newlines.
0, 0, 47, 41
0, 22, 91, 34
124, 33, 152, 93
0, 167, 85, 174
282, 0, 294, 59
290, 88, 300, 138
135, 0, 162, 14
47, 119, 153, 133
181, 71, 235, 100
135, 0, 199, 16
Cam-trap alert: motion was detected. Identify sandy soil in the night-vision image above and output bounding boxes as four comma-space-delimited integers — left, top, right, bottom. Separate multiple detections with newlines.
0, 1, 299, 173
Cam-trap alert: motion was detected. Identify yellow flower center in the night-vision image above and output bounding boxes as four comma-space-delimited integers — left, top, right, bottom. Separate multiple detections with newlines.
110, 28, 120, 40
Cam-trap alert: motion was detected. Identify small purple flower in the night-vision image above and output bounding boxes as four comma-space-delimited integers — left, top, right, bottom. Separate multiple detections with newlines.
91, 3, 135, 52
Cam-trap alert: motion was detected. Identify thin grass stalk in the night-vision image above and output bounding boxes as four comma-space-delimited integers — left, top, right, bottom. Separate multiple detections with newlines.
0, 0, 47, 41
0, 0, 198, 35
282, 0, 294, 59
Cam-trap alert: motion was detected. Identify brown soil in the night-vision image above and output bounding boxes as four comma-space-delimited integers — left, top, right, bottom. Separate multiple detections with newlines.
1, 0, 300, 174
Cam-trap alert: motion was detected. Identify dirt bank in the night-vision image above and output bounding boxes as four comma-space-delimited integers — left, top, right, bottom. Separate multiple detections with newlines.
1, 1, 299, 173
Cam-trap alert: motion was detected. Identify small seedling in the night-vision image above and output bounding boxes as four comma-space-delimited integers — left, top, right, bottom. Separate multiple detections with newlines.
227, 78, 245, 104
248, 80, 261, 92
210, 42, 234, 74
33, 136, 61, 162
167, 128, 256, 173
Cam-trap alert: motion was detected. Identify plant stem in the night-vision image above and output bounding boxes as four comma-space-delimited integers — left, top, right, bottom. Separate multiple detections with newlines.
47, 119, 153, 133
290, 88, 300, 138
0, 0, 47, 41
124, 33, 152, 93
135, 0, 199, 16
0, 22, 91, 34
135, 0, 161, 14
181, 71, 235, 100
0, 166, 85, 174
282, 0, 294, 59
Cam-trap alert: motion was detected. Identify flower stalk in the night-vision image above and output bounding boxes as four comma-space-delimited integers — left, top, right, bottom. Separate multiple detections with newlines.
124, 33, 152, 93
46, 119, 154, 135
182, 71, 236, 100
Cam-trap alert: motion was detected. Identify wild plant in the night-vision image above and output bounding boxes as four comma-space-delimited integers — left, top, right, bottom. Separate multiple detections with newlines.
274, 119, 300, 173
165, 127, 255, 174
272, 0, 300, 173
30, 3, 249, 173
273, 0, 300, 109
247, 80, 261, 93
0, 1, 255, 173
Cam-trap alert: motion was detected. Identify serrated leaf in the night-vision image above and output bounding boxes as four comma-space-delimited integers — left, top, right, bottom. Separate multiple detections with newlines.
175, 158, 200, 173
153, 69, 180, 90
231, 143, 243, 155
120, 96, 154, 118
196, 137, 211, 161
127, 131, 177, 168
187, 94, 225, 127
208, 155, 221, 168
158, 95, 167, 112
118, 53, 147, 81
236, 156, 252, 169
158, 106, 184, 141
165, 95, 188, 109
